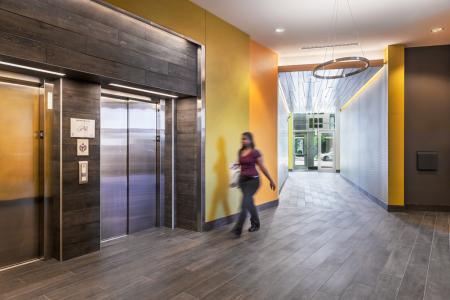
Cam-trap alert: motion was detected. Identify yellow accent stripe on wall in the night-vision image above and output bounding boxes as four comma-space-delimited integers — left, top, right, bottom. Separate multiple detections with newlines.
288, 113, 294, 170
386, 45, 405, 207
340, 66, 386, 112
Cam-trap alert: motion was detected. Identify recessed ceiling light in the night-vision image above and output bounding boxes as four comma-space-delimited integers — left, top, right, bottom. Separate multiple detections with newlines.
275, 28, 285, 33
431, 27, 444, 33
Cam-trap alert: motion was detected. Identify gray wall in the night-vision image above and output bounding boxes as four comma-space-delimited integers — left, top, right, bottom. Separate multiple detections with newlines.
0, 0, 198, 96
52, 79, 101, 261
163, 98, 202, 231
175, 98, 201, 231
405, 45, 450, 208
0, 0, 203, 260
340, 66, 388, 204
278, 85, 289, 189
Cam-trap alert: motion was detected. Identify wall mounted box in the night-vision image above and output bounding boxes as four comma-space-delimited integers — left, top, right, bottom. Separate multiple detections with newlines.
417, 151, 438, 171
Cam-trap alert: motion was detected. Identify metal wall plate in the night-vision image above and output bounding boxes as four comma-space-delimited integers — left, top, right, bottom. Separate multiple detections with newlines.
417, 151, 438, 171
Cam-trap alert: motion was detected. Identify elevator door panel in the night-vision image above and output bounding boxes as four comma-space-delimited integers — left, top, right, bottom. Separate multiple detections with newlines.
128, 101, 157, 233
100, 98, 128, 240
0, 82, 40, 268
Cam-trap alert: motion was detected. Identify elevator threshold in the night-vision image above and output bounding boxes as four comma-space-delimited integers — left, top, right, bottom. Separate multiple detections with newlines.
101, 234, 128, 244
0, 258, 43, 273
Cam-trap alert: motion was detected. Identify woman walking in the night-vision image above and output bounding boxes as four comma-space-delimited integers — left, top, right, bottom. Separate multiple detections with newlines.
232, 132, 276, 237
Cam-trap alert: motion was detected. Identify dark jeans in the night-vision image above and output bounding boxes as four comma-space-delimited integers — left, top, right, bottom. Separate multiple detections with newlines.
235, 176, 260, 230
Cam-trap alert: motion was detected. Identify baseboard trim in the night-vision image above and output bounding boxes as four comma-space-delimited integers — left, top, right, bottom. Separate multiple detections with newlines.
387, 205, 405, 212
404, 204, 450, 212
340, 175, 389, 210
203, 199, 279, 231
279, 176, 288, 193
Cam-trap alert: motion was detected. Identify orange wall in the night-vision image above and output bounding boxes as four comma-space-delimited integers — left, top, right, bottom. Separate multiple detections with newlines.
250, 41, 279, 204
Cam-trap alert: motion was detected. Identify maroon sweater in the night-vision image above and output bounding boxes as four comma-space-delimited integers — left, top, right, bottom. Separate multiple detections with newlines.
239, 149, 261, 177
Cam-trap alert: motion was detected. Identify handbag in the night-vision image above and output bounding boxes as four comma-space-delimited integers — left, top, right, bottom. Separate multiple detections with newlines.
229, 164, 240, 188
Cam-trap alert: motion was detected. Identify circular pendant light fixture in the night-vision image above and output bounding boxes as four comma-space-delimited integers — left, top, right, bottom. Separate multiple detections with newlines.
313, 56, 369, 79
313, 0, 369, 79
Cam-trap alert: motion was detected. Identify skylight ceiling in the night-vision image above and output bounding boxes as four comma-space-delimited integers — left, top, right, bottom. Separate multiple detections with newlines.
279, 67, 381, 113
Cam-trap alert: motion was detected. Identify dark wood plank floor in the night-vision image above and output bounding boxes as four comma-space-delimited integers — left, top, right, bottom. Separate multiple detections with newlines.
0, 172, 449, 299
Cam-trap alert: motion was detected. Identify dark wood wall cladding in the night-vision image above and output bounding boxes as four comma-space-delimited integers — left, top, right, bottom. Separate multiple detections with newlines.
405, 45, 450, 208
60, 79, 101, 260
51, 79, 62, 260
175, 98, 199, 230
164, 100, 174, 228
0, 0, 198, 96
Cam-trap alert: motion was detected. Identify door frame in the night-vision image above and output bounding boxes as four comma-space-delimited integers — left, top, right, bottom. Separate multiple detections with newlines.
293, 131, 307, 170
318, 130, 336, 172
99, 90, 166, 242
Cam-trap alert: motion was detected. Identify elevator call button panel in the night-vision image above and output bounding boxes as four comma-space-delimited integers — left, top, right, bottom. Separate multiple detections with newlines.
79, 161, 88, 184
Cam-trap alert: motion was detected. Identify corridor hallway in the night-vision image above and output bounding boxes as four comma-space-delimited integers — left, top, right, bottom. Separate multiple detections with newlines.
0, 173, 449, 300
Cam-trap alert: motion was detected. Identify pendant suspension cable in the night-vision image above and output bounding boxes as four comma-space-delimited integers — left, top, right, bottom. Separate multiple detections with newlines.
345, 0, 365, 57
331, 0, 340, 61
323, 0, 338, 89
313, 0, 369, 79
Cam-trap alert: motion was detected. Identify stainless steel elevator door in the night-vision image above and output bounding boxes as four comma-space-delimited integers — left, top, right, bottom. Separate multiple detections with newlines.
0, 82, 41, 268
100, 98, 128, 240
128, 101, 157, 233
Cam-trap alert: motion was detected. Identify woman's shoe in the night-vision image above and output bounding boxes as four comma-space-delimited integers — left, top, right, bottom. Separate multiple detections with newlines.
248, 224, 260, 232
231, 227, 242, 237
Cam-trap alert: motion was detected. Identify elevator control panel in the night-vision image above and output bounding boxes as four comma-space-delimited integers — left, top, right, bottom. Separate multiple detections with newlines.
78, 161, 88, 184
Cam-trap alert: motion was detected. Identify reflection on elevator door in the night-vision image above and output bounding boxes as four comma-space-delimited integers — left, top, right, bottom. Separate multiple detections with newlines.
128, 101, 157, 233
0, 82, 41, 268
100, 99, 128, 240
100, 97, 158, 241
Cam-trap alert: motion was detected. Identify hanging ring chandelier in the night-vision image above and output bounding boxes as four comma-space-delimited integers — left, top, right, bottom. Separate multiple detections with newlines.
312, 56, 369, 79
312, 0, 369, 79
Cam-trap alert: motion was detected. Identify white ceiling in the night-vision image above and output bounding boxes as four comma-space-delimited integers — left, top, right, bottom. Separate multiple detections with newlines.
191, 0, 450, 65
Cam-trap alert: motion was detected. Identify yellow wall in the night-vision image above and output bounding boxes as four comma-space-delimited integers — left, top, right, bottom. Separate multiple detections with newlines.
106, 0, 206, 44
105, 0, 278, 222
288, 114, 294, 170
249, 40, 279, 205
204, 12, 250, 221
385, 45, 405, 207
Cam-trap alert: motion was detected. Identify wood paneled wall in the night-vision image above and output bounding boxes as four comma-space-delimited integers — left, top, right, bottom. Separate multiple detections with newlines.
164, 100, 174, 228
0, 0, 205, 260
175, 98, 200, 230
0, 0, 198, 96
52, 79, 101, 260
51, 80, 61, 260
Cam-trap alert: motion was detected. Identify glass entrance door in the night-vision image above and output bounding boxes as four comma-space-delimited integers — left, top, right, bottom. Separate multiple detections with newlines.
293, 132, 306, 169
318, 131, 335, 171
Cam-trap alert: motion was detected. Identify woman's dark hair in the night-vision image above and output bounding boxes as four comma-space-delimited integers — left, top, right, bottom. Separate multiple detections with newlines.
239, 132, 255, 155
